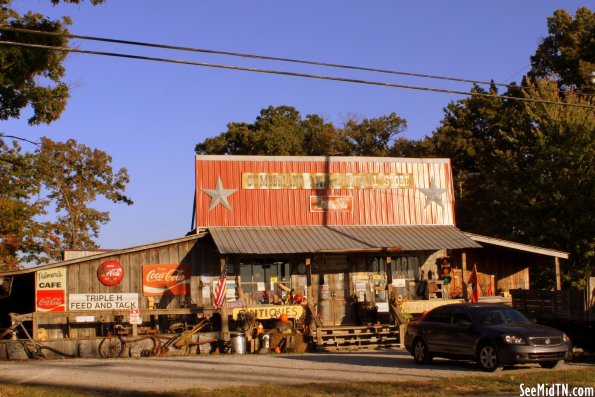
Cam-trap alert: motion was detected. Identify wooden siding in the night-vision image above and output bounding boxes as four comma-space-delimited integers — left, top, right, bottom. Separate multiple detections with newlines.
195, 156, 456, 227
38, 237, 220, 339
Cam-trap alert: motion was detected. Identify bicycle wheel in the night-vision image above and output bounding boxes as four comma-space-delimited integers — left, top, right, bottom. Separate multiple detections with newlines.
99, 336, 125, 358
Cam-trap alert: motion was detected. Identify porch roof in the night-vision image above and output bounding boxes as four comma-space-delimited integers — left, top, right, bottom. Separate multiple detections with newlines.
464, 232, 569, 259
208, 225, 482, 255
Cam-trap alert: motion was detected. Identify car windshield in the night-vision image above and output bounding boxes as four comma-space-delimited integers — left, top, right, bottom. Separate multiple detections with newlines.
469, 306, 530, 326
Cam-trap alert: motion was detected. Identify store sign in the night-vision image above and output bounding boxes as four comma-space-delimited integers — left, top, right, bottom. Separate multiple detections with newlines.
36, 267, 67, 312
242, 172, 414, 190
129, 309, 142, 325
97, 260, 124, 286
232, 304, 304, 320
69, 293, 139, 311
142, 264, 190, 296
310, 196, 352, 212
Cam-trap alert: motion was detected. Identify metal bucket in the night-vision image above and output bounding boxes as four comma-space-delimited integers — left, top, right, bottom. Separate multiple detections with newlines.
230, 332, 246, 354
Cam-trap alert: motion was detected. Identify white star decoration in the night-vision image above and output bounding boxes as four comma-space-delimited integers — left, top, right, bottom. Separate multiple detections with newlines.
418, 177, 446, 209
202, 177, 237, 211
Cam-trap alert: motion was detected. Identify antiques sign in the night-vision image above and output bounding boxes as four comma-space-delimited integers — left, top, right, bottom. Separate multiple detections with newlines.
231, 304, 304, 320
142, 264, 190, 296
36, 267, 67, 312
69, 293, 139, 311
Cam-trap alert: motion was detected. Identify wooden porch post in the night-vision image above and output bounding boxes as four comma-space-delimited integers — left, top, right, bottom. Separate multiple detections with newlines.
306, 257, 312, 300
461, 251, 468, 301
555, 257, 561, 291
220, 257, 230, 342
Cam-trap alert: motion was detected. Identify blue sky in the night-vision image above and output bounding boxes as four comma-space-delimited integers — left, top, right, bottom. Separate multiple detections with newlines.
4, 1, 591, 250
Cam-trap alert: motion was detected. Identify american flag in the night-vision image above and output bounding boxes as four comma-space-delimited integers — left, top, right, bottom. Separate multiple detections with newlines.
212, 261, 228, 309
468, 264, 480, 303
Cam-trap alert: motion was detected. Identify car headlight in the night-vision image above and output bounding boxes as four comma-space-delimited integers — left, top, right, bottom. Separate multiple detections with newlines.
563, 333, 571, 343
502, 335, 526, 344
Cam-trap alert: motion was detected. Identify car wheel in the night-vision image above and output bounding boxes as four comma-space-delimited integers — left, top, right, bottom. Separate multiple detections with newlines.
539, 360, 561, 369
477, 342, 500, 372
413, 338, 432, 364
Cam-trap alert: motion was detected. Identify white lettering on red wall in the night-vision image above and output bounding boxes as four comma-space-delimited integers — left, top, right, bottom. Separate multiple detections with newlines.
97, 260, 124, 286
142, 264, 190, 296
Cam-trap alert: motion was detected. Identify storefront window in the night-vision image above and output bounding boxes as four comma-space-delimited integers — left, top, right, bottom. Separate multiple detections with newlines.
369, 257, 388, 303
239, 261, 290, 305
391, 255, 421, 300
392, 256, 420, 280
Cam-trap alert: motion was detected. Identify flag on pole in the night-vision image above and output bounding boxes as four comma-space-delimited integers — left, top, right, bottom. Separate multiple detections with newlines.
468, 264, 480, 303
213, 261, 228, 309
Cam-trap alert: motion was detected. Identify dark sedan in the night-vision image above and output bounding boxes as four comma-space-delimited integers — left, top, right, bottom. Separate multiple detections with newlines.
404, 303, 572, 372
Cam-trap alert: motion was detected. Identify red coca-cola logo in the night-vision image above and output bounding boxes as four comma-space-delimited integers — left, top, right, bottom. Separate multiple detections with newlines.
142, 264, 190, 296
37, 290, 65, 312
97, 260, 124, 286
39, 297, 63, 306
145, 269, 187, 282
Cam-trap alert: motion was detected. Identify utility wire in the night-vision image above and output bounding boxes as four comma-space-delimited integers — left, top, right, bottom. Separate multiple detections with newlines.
2, 25, 593, 98
1, 40, 593, 110
0, 133, 40, 146
0, 25, 548, 91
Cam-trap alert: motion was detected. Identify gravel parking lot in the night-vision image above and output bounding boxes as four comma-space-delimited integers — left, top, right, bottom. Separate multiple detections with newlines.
0, 350, 587, 394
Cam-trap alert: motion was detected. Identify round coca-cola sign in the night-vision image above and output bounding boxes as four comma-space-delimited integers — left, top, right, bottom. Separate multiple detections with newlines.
97, 260, 124, 286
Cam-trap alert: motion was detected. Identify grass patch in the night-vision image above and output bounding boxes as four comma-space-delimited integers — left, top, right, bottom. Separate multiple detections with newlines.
1, 368, 593, 397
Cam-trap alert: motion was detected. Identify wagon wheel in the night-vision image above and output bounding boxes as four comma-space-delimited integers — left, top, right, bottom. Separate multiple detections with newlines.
99, 336, 125, 358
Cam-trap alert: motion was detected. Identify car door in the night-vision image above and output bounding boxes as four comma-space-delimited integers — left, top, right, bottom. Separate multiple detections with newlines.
419, 306, 451, 354
443, 306, 477, 357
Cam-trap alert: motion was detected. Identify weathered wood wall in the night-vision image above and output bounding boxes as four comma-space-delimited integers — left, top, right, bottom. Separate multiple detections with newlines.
37, 235, 220, 340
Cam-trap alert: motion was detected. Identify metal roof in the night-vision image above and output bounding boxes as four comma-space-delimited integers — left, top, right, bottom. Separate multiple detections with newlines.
0, 234, 205, 276
465, 232, 569, 259
208, 225, 482, 255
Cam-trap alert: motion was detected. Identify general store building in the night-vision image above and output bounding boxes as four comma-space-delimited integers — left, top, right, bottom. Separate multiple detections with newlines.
0, 155, 568, 354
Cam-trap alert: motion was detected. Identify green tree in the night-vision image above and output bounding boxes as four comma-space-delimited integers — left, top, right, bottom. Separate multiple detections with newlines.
518, 79, 595, 287
426, 84, 531, 237
196, 106, 409, 157
38, 138, 133, 253
0, 137, 132, 270
424, 78, 594, 288
0, 2, 70, 125
0, 140, 49, 270
529, 7, 595, 93
0, 0, 124, 271
196, 106, 347, 156
344, 113, 407, 157
0, 0, 105, 125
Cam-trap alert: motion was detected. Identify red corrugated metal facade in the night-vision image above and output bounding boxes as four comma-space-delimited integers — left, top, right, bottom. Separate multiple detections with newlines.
195, 155, 455, 227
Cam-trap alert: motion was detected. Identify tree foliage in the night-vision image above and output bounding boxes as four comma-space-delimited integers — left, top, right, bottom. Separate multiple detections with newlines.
0, 1, 72, 125
0, 1, 125, 271
195, 106, 407, 157
426, 78, 594, 288
529, 7, 595, 93
0, 138, 132, 270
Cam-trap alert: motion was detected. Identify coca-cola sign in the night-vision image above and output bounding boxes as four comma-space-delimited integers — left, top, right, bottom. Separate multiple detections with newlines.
36, 267, 67, 312
142, 264, 190, 296
37, 289, 66, 312
97, 260, 124, 286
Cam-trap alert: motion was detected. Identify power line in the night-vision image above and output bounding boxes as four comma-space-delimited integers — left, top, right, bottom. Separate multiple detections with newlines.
0, 133, 40, 146
0, 25, 541, 91
1, 40, 593, 110
2, 25, 593, 99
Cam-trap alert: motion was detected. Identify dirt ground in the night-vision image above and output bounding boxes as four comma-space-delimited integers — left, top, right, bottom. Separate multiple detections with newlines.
0, 350, 589, 394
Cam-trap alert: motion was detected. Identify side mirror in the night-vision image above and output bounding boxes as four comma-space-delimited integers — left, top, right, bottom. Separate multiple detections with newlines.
530, 318, 538, 324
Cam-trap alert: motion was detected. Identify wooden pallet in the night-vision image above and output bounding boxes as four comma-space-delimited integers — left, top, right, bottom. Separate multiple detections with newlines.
313, 324, 400, 351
